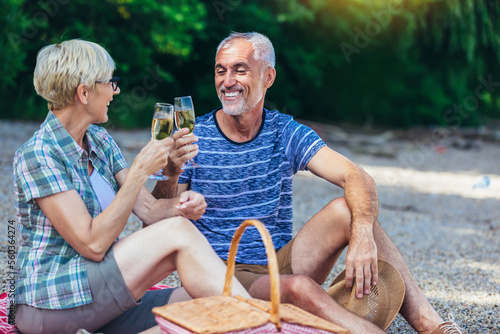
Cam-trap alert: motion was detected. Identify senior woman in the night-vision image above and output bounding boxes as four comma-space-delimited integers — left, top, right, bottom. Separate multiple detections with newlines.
12, 39, 250, 334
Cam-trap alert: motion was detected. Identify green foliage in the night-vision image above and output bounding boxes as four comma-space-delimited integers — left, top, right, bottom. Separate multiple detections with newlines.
1, 0, 499, 129
0, 0, 30, 91
0, 0, 207, 128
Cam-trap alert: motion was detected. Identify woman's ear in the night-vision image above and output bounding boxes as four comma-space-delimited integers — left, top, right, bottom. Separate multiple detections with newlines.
76, 83, 88, 105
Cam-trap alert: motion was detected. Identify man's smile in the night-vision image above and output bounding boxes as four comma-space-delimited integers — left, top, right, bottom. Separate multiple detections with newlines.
224, 91, 240, 97
221, 89, 243, 101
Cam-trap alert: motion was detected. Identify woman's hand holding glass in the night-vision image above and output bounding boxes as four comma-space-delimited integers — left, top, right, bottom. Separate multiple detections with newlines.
133, 131, 173, 181
148, 103, 174, 180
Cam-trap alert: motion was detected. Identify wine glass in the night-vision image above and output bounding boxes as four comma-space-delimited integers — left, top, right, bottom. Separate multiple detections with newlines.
148, 103, 174, 180
174, 96, 197, 169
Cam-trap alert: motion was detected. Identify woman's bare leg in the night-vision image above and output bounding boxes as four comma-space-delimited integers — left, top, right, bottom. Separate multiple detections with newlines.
112, 217, 250, 301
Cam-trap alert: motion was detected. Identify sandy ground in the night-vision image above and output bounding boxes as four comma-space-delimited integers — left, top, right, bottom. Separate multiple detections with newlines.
1, 119, 499, 333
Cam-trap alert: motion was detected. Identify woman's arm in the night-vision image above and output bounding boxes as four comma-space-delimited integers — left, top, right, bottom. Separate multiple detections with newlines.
36, 138, 171, 262
115, 169, 206, 225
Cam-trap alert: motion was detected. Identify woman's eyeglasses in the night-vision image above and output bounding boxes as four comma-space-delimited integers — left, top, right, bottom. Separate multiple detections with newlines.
96, 76, 119, 91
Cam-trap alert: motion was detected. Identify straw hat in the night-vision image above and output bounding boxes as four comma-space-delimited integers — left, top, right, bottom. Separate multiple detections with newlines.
326, 260, 405, 330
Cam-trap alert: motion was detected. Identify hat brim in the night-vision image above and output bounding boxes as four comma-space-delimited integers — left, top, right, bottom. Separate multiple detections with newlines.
326, 260, 405, 330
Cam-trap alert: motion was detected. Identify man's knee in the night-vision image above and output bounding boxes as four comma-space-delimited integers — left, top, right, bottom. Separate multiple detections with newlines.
329, 197, 350, 215
324, 197, 352, 229
280, 275, 320, 304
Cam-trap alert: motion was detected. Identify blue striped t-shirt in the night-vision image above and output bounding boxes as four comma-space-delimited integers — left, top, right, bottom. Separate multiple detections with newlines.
179, 108, 325, 265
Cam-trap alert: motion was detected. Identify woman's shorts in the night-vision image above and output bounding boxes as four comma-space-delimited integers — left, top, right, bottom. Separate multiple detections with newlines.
16, 247, 175, 334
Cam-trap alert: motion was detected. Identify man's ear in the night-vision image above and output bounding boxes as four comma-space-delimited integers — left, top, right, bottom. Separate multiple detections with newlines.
75, 83, 88, 105
264, 67, 276, 89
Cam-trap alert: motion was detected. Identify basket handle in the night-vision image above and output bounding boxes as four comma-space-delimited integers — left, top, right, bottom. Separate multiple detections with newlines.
222, 219, 281, 329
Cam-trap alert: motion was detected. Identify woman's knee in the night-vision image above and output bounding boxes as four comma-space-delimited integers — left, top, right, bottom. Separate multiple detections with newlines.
157, 216, 192, 230
154, 217, 204, 247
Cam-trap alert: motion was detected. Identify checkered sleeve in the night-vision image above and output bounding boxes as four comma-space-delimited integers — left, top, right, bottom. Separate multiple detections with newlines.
90, 125, 128, 177
15, 144, 74, 203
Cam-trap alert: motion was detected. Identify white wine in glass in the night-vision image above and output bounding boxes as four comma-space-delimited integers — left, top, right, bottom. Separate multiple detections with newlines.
174, 96, 197, 168
175, 109, 195, 135
148, 103, 173, 180
152, 116, 174, 140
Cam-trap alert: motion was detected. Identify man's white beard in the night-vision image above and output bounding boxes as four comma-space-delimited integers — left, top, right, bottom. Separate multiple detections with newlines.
220, 79, 264, 116
221, 94, 261, 116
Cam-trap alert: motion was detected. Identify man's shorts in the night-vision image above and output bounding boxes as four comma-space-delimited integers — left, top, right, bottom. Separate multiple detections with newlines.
16, 247, 175, 334
226, 238, 295, 290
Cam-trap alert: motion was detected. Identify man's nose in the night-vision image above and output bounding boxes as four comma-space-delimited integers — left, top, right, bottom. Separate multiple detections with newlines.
224, 71, 237, 87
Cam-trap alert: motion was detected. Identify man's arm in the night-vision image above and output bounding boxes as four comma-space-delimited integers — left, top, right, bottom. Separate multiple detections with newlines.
151, 127, 198, 199
151, 177, 181, 199
115, 168, 205, 225
306, 146, 379, 298
150, 173, 190, 200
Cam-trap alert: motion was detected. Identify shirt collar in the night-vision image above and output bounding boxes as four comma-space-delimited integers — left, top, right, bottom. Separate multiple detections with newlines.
86, 125, 104, 162
43, 111, 96, 164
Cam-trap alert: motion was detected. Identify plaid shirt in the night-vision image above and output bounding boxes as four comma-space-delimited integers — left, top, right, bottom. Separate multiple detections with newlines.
13, 111, 128, 309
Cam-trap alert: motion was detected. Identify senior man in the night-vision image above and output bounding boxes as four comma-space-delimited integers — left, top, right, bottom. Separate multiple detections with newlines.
154, 32, 462, 334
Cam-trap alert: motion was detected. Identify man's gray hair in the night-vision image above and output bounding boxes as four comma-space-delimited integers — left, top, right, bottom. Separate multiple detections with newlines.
216, 32, 275, 69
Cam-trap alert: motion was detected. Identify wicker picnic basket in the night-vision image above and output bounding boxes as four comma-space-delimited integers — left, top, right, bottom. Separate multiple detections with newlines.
152, 219, 348, 334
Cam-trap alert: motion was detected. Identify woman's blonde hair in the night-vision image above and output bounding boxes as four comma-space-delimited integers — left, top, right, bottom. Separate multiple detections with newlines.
33, 39, 115, 110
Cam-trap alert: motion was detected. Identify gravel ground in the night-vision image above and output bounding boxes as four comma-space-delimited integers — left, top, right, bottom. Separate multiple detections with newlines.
1, 119, 499, 333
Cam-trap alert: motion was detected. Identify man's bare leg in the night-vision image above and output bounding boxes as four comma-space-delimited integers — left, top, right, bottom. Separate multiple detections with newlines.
246, 198, 384, 333
249, 274, 385, 334
289, 197, 444, 333
372, 220, 443, 333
